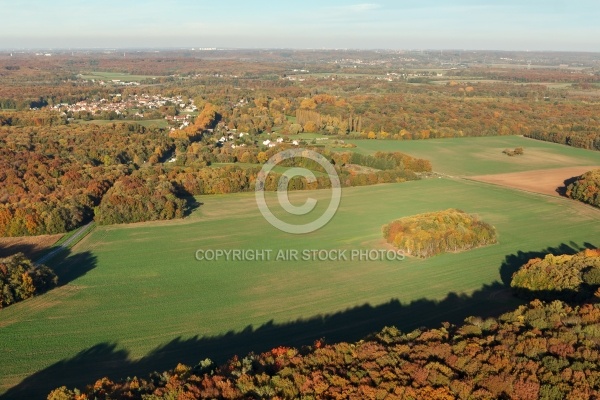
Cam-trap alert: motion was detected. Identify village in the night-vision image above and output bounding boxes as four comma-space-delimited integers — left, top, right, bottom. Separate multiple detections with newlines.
50, 93, 198, 128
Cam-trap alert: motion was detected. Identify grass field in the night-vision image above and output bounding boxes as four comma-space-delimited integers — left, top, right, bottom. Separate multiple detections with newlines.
78, 71, 159, 82
347, 135, 600, 176
1, 136, 600, 397
75, 119, 170, 129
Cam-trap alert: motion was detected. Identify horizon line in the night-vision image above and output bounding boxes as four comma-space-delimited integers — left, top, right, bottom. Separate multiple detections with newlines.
1, 47, 600, 54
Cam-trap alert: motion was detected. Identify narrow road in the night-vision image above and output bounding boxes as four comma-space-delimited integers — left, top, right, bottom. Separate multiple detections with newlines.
36, 221, 95, 265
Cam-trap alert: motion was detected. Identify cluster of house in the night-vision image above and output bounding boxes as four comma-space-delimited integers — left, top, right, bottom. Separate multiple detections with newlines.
212, 131, 301, 149
51, 94, 197, 125
107, 80, 141, 86
218, 131, 250, 148
166, 114, 193, 130
262, 138, 299, 148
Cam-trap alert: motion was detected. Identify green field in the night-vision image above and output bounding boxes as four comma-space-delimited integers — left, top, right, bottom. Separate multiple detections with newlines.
75, 119, 169, 129
2, 137, 600, 397
78, 71, 159, 82
348, 135, 600, 176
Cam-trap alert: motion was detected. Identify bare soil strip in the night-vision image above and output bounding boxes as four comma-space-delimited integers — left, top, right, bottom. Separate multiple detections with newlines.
469, 166, 600, 197
0, 234, 62, 259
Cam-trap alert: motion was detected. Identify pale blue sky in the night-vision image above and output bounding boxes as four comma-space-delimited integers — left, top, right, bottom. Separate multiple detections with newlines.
2, 0, 599, 50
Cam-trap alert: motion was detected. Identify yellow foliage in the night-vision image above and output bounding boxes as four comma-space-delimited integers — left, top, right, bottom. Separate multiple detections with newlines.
257, 152, 269, 163
300, 98, 317, 110
303, 121, 318, 132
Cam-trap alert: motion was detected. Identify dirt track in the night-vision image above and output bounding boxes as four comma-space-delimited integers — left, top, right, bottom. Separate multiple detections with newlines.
470, 166, 600, 197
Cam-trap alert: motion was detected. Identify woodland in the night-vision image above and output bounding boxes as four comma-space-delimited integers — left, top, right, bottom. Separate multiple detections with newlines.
1, 50, 600, 235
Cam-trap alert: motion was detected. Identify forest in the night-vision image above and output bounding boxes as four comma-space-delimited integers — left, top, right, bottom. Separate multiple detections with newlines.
0, 103, 432, 230
382, 209, 497, 258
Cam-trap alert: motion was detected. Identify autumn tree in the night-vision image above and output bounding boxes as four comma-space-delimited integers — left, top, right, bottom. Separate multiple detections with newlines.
0, 253, 57, 308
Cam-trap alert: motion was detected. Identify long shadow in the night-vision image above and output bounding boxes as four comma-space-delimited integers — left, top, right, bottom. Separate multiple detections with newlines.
3, 241, 597, 399
171, 183, 203, 217
48, 250, 98, 287
182, 197, 203, 217
556, 175, 580, 197
0, 243, 40, 259
3, 282, 518, 399
0, 247, 96, 307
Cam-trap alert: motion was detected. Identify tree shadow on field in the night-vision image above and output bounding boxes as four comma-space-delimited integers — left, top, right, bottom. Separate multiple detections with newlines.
0, 248, 96, 304
182, 197, 203, 217
3, 242, 597, 399
48, 250, 98, 287
0, 242, 40, 259
2, 283, 520, 399
556, 175, 580, 197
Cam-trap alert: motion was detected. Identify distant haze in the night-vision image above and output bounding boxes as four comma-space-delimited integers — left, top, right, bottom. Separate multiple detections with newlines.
2, 0, 599, 51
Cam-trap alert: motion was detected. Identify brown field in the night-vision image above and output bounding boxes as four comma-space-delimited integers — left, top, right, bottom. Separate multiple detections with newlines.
469, 166, 600, 197
0, 234, 63, 259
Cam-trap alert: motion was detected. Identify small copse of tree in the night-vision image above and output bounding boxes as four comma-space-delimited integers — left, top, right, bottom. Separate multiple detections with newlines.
566, 169, 600, 208
382, 209, 497, 258
511, 249, 600, 301
0, 253, 57, 308
502, 147, 524, 156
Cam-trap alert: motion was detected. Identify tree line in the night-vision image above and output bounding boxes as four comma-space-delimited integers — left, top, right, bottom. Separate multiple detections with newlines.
0, 119, 175, 236
0, 107, 433, 232
93, 149, 431, 225
50, 299, 600, 399
526, 131, 600, 152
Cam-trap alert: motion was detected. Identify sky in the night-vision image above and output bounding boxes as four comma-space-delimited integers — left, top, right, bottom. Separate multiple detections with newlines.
2, 0, 599, 51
